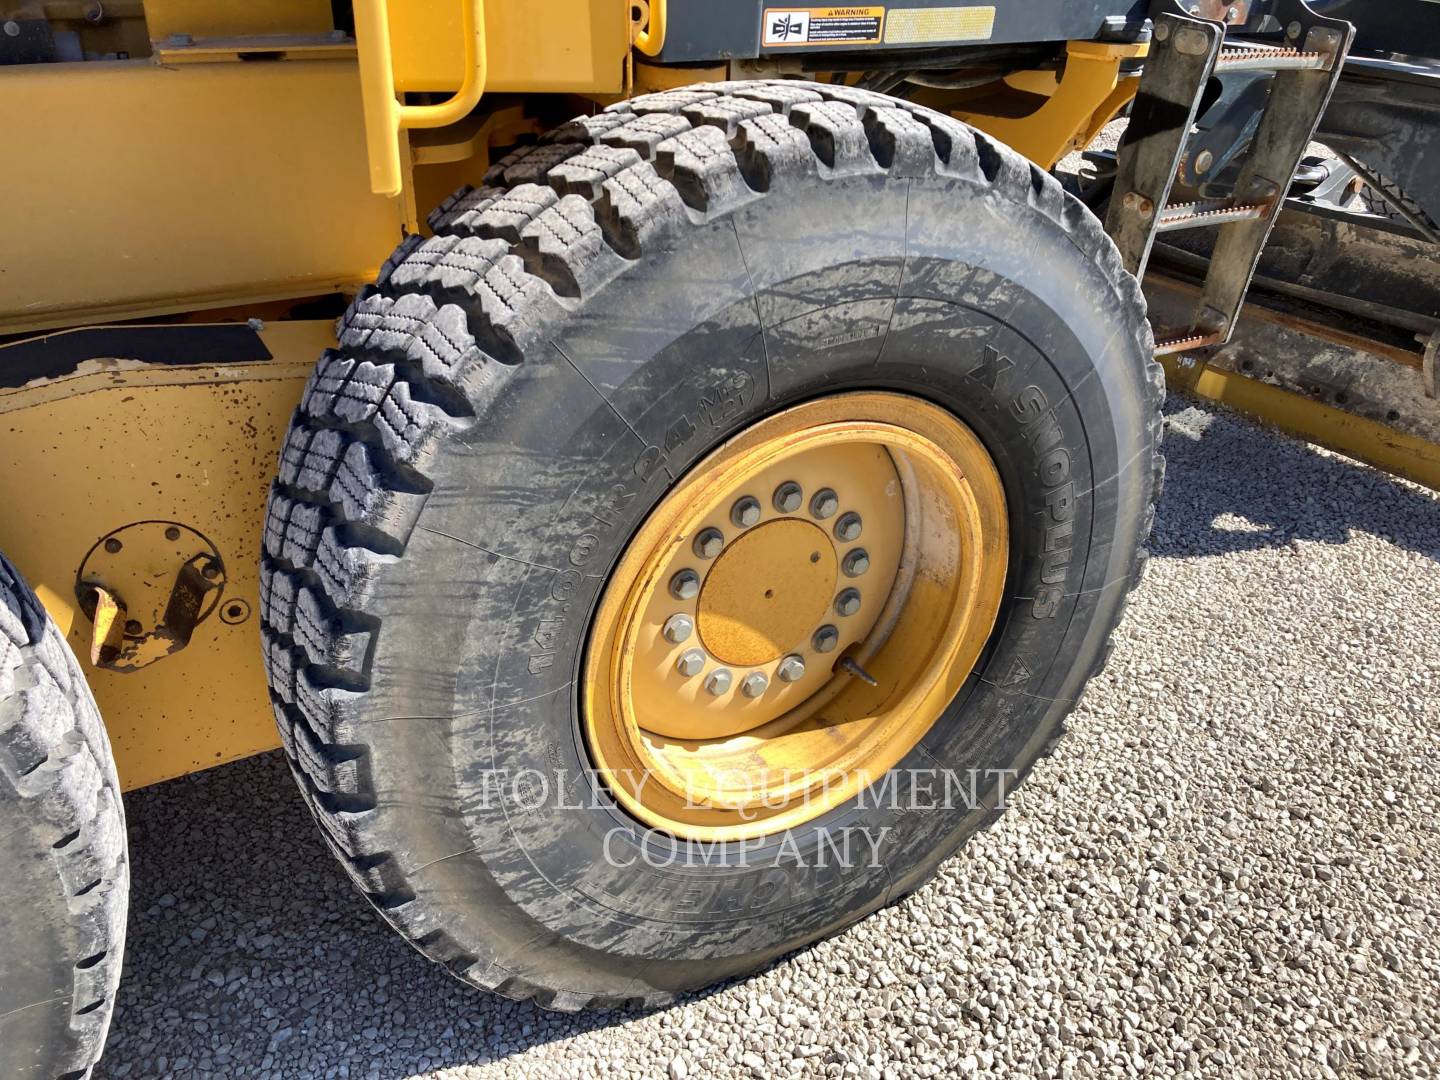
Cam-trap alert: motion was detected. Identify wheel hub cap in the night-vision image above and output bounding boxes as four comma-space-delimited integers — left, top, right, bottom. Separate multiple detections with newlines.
697, 518, 837, 668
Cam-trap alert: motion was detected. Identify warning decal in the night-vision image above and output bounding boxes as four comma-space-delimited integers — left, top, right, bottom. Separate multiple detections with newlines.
763, 7, 885, 47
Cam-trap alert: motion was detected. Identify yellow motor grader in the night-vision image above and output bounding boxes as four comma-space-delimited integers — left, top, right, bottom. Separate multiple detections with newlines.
2, 0, 1436, 1074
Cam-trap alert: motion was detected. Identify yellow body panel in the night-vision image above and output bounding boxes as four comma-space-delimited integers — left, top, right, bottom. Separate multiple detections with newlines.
389, 0, 627, 94
955, 41, 1145, 169
0, 59, 404, 335
0, 323, 327, 789
143, 0, 334, 38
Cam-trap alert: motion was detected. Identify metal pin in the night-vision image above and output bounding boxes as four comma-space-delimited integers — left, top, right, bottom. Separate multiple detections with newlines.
839, 657, 879, 686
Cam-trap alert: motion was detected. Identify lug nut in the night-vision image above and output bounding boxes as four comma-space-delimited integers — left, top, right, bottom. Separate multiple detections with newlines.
731, 496, 761, 528
812, 625, 840, 653
772, 481, 803, 514
663, 614, 694, 643
670, 569, 700, 600
842, 549, 870, 577
834, 512, 862, 542
777, 654, 806, 682
676, 649, 705, 677
705, 668, 733, 695
741, 671, 769, 698
835, 588, 862, 617
693, 528, 725, 559
810, 488, 839, 520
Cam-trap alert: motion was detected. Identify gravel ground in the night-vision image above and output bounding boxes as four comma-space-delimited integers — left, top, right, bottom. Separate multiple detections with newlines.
95, 398, 1440, 1080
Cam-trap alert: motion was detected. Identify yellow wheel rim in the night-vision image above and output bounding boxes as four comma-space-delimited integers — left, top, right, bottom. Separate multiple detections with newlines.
583, 392, 1008, 841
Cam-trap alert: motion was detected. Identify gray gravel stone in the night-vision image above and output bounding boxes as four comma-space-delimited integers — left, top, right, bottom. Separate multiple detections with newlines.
94, 399, 1440, 1079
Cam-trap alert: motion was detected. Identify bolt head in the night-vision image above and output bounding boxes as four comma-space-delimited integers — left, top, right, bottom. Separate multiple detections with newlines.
835, 588, 862, 617
693, 528, 725, 559
777, 654, 806, 682
705, 668, 733, 695
663, 614, 694, 644
1286, 19, 1302, 39
773, 481, 803, 514
834, 512, 862, 542
812, 625, 839, 653
741, 671, 770, 698
670, 569, 701, 600
810, 488, 839, 520
676, 649, 705, 677
731, 496, 762, 528
1194, 149, 1214, 175
1123, 191, 1155, 219
842, 549, 870, 577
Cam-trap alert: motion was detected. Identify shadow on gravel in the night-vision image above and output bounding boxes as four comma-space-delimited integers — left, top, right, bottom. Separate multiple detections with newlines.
96, 751, 655, 1080
1153, 399, 1440, 563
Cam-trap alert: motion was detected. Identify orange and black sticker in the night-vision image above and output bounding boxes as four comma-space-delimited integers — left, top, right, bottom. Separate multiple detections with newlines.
762, 7, 885, 46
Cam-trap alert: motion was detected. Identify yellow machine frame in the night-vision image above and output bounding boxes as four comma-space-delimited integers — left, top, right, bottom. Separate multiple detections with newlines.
0, 0, 1429, 790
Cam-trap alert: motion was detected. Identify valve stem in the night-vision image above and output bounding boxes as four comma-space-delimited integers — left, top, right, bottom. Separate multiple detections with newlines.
838, 656, 878, 686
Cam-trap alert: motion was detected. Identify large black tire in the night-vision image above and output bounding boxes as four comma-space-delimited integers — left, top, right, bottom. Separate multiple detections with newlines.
260, 80, 1163, 1010
0, 554, 127, 1078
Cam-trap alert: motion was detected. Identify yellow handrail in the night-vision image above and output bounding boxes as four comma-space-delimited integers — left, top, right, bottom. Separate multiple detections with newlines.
634, 0, 666, 56
355, 0, 487, 197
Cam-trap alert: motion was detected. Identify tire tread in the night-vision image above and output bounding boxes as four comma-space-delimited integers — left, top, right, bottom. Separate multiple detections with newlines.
0, 554, 127, 1080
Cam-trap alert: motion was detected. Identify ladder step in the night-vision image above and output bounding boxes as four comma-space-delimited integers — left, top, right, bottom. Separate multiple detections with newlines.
1154, 331, 1224, 357
1111, 4, 1354, 353
1157, 198, 1270, 232
1215, 45, 1329, 72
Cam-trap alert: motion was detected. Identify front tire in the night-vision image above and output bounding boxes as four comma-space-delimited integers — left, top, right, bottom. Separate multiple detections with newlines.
260, 81, 1163, 1009
0, 554, 127, 1078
